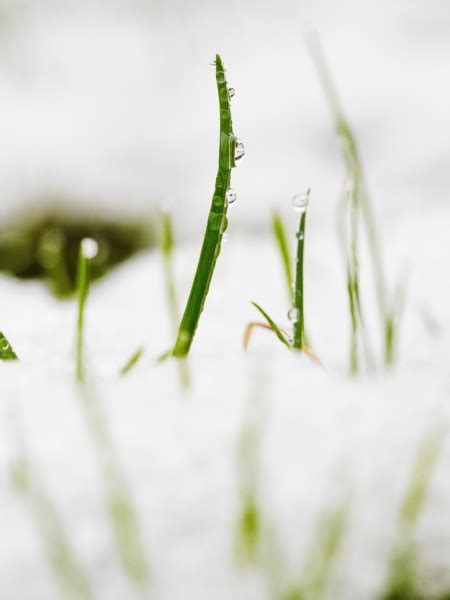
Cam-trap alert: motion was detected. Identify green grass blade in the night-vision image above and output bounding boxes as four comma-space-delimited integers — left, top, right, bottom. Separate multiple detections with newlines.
251, 301, 291, 349
292, 193, 309, 349
76, 238, 98, 382
271, 210, 294, 304
173, 54, 241, 357
119, 346, 144, 377
0, 331, 18, 360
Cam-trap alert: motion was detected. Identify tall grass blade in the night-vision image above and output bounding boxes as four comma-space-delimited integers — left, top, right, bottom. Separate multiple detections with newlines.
0, 331, 18, 360
173, 54, 241, 357
306, 33, 387, 370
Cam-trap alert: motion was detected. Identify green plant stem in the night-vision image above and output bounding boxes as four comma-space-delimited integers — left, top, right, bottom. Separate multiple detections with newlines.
293, 209, 307, 350
76, 245, 90, 382
271, 210, 294, 305
173, 54, 238, 357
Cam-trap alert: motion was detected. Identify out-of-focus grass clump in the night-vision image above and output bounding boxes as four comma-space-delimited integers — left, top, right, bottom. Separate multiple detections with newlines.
0, 208, 153, 297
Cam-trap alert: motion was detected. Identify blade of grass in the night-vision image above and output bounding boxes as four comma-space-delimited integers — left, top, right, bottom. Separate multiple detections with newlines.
159, 210, 191, 389
0, 330, 18, 360
173, 54, 242, 357
250, 301, 292, 349
271, 210, 294, 305
292, 191, 309, 350
119, 346, 144, 377
78, 384, 150, 586
381, 427, 447, 599
292, 500, 349, 600
11, 445, 93, 600
75, 238, 98, 382
306, 33, 389, 370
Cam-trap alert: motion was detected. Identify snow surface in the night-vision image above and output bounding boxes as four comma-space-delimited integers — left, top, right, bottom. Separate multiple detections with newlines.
0, 208, 449, 599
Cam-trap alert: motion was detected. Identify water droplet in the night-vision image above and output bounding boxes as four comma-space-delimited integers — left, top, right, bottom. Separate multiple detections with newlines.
228, 87, 236, 98
226, 188, 237, 205
216, 70, 226, 83
296, 231, 304, 241
81, 238, 98, 259
0, 338, 10, 351
291, 190, 310, 212
222, 232, 229, 243
234, 138, 245, 165
287, 308, 300, 322
221, 109, 229, 120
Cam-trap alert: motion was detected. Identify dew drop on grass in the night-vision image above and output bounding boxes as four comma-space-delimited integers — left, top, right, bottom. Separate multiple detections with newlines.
296, 231, 304, 241
216, 71, 226, 83
234, 139, 245, 164
226, 188, 237, 204
228, 87, 236, 98
81, 238, 99, 259
0, 338, 10, 351
291, 191, 310, 213
222, 232, 229, 243
288, 308, 300, 322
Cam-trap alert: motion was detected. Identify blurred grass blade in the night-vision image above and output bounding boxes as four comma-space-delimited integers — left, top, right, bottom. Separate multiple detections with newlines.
159, 211, 191, 389
271, 210, 294, 304
173, 54, 241, 357
306, 33, 388, 370
297, 500, 349, 600
381, 427, 447, 599
0, 331, 18, 360
119, 346, 144, 377
251, 301, 291, 349
79, 384, 150, 586
11, 447, 93, 600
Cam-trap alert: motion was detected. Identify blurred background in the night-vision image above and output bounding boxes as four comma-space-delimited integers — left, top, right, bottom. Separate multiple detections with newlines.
0, 0, 448, 235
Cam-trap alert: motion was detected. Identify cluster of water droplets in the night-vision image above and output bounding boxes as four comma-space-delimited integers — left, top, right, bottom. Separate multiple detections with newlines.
291, 189, 310, 213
